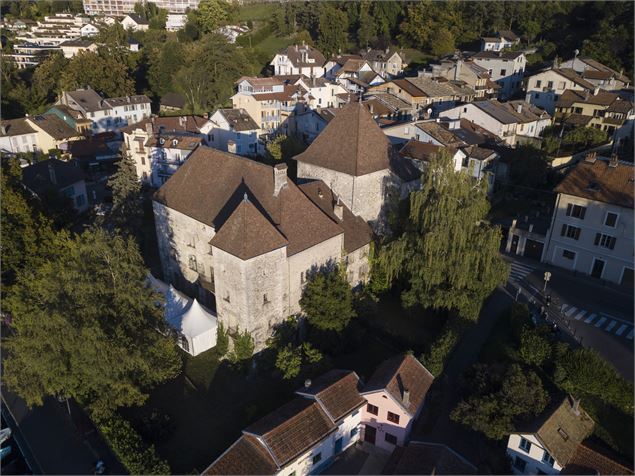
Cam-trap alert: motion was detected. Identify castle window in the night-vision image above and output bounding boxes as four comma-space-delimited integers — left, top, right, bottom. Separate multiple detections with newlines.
224, 292, 230, 303
263, 294, 269, 305
188, 255, 197, 271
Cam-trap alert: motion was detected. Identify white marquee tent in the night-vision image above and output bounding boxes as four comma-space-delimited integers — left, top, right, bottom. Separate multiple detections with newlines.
149, 275, 218, 356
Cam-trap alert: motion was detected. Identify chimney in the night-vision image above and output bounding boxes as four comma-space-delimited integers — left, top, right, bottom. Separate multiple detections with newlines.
273, 163, 287, 196
304, 379, 311, 388
570, 396, 581, 416
48, 162, 57, 184
584, 151, 597, 163
454, 59, 462, 81
609, 154, 619, 168
403, 389, 410, 407
511, 218, 517, 228
516, 103, 523, 114
593, 86, 600, 96
333, 198, 343, 220
227, 139, 237, 154
179, 116, 186, 127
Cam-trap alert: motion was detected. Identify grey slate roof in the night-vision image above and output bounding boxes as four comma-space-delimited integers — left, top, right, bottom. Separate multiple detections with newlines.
217, 108, 259, 131
22, 159, 84, 195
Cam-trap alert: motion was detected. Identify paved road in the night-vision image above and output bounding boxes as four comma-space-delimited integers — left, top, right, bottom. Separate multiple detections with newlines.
1, 387, 126, 475
504, 254, 634, 381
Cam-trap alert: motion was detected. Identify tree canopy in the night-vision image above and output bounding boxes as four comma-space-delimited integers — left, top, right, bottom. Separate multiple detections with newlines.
380, 152, 508, 320
3, 228, 181, 417
107, 152, 143, 235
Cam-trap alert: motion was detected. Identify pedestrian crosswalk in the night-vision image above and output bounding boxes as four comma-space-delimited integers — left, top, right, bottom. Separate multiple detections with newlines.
509, 262, 535, 283
560, 304, 634, 340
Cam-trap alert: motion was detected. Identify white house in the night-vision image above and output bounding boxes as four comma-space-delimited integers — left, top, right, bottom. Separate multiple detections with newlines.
148, 275, 217, 357
21, 159, 89, 212
270, 44, 326, 78
203, 370, 366, 475
360, 354, 434, 452
202, 108, 262, 156
525, 67, 594, 114
59, 39, 98, 58
0, 118, 39, 154
59, 88, 151, 133
145, 133, 204, 187
166, 13, 186, 31
442, 100, 551, 146
560, 56, 631, 91
360, 47, 408, 78
334, 58, 385, 94
507, 397, 594, 475
120, 13, 149, 31
481, 30, 520, 51
472, 50, 526, 99
80, 23, 99, 37
543, 154, 634, 286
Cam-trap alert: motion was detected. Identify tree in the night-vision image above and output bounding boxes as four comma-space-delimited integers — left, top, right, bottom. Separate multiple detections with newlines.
266, 134, 285, 161
300, 265, 355, 332
431, 27, 455, 57
32, 52, 69, 104
563, 126, 608, 149
357, 1, 375, 48
107, 152, 142, 234
196, 0, 228, 33
316, 5, 349, 57
275, 342, 323, 380
451, 363, 549, 440
380, 152, 508, 320
508, 144, 553, 189
59, 49, 135, 97
519, 327, 551, 366
3, 229, 181, 417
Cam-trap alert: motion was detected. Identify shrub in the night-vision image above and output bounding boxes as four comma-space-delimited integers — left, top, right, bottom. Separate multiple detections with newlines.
228, 330, 255, 366
519, 327, 551, 366
96, 414, 170, 475
275, 342, 323, 380
215, 322, 229, 356
419, 319, 467, 377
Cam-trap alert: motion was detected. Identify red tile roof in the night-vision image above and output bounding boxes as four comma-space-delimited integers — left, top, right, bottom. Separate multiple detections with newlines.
203, 434, 277, 475
296, 369, 366, 422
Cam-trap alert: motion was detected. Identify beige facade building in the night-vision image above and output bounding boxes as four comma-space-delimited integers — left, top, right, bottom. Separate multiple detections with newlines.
153, 146, 372, 350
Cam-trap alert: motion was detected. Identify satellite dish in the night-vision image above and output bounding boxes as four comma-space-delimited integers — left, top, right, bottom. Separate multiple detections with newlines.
427, 108, 432, 116
574, 49, 579, 56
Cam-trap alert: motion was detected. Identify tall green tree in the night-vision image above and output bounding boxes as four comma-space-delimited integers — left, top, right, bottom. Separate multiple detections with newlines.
3, 228, 181, 417
357, 1, 375, 48
107, 152, 142, 235
300, 265, 355, 332
59, 49, 135, 97
196, 0, 228, 33
380, 152, 508, 320
316, 5, 349, 57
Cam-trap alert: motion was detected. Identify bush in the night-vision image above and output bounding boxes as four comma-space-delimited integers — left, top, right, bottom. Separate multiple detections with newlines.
519, 327, 551, 366
275, 342, 324, 380
228, 330, 255, 366
95, 414, 170, 475
419, 318, 468, 377
216, 322, 229, 356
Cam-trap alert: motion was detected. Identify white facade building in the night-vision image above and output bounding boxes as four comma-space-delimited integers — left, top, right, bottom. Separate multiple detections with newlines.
201, 108, 262, 156
525, 68, 594, 114
270, 44, 326, 78
472, 51, 526, 99
543, 155, 634, 286
0, 118, 39, 154
83, 0, 200, 16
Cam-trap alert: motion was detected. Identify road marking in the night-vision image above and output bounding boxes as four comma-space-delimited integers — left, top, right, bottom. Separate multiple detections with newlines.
574, 310, 586, 321
627, 329, 634, 340
605, 320, 617, 332
584, 313, 597, 324
615, 324, 628, 336
594, 317, 607, 328
565, 307, 578, 317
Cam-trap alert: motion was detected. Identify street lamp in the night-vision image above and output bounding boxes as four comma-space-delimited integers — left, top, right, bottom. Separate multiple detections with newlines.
543, 271, 552, 292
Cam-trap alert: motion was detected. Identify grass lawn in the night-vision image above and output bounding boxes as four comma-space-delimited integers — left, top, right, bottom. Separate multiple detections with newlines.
235, 3, 276, 22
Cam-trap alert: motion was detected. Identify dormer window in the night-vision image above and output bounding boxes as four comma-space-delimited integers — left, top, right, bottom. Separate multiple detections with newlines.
557, 428, 569, 441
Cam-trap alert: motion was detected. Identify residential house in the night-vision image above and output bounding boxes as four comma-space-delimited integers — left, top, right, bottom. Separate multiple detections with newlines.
383, 441, 477, 475
295, 101, 393, 224
159, 92, 185, 113
543, 154, 634, 286
166, 13, 187, 31
560, 57, 631, 91
334, 58, 385, 94
324, 54, 363, 79
67, 135, 122, 170
144, 133, 203, 187
554, 89, 634, 136
398, 139, 466, 174
299, 76, 348, 108
58, 88, 151, 132
270, 43, 326, 78
504, 216, 552, 261
121, 115, 207, 184
202, 108, 262, 156
290, 107, 338, 144
27, 114, 84, 152
525, 68, 595, 114
45, 105, 93, 134
369, 77, 476, 118
507, 397, 595, 475
471, 50, 526, 99
561, 440, 634, 475
364, 93, 415, 124
442, 100, 551, 146
419, 57, 500, 98
153, 147, 372, 349
21, 158, 89, 212
120, 14, 149, 31
481, 30, 520, 51
0, 119, 39, 154
360, 47, 408, 78
80, 23, 99, 37
59, 39, 98, 58
360, 354, 434, 452
203, 370, 366, 475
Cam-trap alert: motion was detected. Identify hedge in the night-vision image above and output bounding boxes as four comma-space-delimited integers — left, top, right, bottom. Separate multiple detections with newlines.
96, 414, 171, 475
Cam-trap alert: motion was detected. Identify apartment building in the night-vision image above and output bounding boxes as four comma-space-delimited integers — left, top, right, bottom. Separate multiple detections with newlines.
82, 0, 200, 16
472, 50, 526, 100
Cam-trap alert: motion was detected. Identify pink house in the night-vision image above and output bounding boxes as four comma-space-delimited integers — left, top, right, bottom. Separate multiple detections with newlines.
360, 354, 434, 452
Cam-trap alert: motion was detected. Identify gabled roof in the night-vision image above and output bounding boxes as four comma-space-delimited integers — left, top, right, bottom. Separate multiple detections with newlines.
497, 30, 519, 41
160, 92, 185, 109
327, 54, 363, 67
0, 118, 36, 137
362, 354, 434, 416
295, 369, 366, 422
29, 114, 79, 140
210, 197, 288, 260
203, 434, 277, 475
216, 108, 259, 131
472, 50, 524, 61
361, 48, 406, 64
399, 139, 448, 163
22, 159, 84, 195
154, 147, 343, 256
473, 99, 550, 124
551, 68, 595, 90
405, 77, 475, 98
517, 397, 594, 467
298, 181, 372, 254
578, 58, 630, 84
416, 121, 466, 148
145, 133, 203, 150
244, 398, 336, 467
121, 115, 207, 134
561, 440, 634, 475
382, 441, 477, 475
556, 89, 620, 108
59, 39, 96, 48
294, 101, 391, 176
555, 157, 634, 209
276, 44, 326, 69
123, 13, 149, 25
389, 79, 426, 98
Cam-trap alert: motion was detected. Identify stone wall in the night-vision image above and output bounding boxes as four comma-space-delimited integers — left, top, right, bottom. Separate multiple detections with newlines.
344, 243, 371, 287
